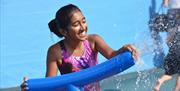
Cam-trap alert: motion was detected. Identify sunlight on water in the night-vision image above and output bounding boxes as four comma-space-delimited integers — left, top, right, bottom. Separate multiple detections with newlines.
115, 77, 122, 90
114, 30, 158, 90
134, 31, 159, 90
134, 31, 155, 57
115, 30, 167, 90
134, 59, 153, 91
114, 27, 180, 90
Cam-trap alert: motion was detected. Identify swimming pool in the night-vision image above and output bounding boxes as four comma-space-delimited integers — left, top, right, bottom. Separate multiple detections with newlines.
0, 68, 176, 91
1, 0, 173, 90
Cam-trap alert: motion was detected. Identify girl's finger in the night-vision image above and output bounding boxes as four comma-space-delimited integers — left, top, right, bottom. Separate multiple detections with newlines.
20, 82, 28, 88
23, 77, 28, 82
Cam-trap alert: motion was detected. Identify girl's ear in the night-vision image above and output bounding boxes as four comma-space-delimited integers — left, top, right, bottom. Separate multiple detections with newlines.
59, 29, 67, 36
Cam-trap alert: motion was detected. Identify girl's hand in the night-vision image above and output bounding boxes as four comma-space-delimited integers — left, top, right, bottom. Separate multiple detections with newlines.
20, 77, 28, 91
122, 44, 139, 61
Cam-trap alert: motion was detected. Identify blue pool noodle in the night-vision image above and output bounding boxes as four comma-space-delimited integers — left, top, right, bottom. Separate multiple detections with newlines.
27, 51, 135, 91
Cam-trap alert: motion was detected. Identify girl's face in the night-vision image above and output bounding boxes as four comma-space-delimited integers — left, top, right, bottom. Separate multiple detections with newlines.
66, 11, 88, 41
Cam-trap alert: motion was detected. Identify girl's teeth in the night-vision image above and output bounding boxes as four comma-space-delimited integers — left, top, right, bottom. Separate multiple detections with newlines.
81, 31, 85, 35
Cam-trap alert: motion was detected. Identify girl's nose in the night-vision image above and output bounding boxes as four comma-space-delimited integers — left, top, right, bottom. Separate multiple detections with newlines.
80, 23, 86, 30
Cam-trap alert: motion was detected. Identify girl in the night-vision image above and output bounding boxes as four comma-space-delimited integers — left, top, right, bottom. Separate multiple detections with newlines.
21, 4, 138, 91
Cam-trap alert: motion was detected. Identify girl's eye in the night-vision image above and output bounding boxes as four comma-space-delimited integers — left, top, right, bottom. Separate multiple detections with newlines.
82, 19, 86, 23
72, 22, 79, 27
71, 18, 86, 27
82, 17, 86, 23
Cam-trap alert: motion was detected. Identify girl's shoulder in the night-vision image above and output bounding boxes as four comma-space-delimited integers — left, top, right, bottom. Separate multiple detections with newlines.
47, 41, 62, 59
87, 34, 103, 52
88, 34, 100, 37
48, 41, 61, 51
87, 34, 100, 44
88, 34, 101, 41
87, 34, 104, 44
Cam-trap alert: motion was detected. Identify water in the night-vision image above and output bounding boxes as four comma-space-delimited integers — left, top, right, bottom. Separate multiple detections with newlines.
101, 29, 178, 91
101, 68, 176, 91
0, 68, 176, 91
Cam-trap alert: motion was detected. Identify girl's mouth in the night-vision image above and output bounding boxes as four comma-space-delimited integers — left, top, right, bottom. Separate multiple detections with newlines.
79, 31, 86, 37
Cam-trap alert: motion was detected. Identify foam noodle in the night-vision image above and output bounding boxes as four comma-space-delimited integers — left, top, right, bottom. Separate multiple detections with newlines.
27, 51, 135, 91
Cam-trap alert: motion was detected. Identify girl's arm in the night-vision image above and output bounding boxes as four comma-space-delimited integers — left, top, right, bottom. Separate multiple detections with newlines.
46, 44, 61, 77
21, 44, 62, 91
88, 34, 138, 60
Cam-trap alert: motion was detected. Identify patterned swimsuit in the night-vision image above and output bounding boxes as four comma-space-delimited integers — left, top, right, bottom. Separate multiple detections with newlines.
58, 40, 101, 91
164, 28, 180, 75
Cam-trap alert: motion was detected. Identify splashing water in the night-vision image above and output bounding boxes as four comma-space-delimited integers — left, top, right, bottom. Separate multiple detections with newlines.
134, 31, 156, 57
133, 30, 166, 90
133, 30, 156, 71
111, 30, 171, 91
114, 36, 155, 90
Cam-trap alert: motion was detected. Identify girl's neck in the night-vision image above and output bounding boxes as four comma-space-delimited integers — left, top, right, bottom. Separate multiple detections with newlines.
64, 39, 83, 49
63, 39, 85, 56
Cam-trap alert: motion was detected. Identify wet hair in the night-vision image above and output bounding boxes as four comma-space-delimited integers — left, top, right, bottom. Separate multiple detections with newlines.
48, 4, 81, 38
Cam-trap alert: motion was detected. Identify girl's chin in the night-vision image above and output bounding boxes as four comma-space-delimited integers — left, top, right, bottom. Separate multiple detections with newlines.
79, 37, 87, 41
79, 35, 88, 40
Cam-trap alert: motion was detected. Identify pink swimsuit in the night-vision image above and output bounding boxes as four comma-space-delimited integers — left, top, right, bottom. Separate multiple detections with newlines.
59, 40, 101, 91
